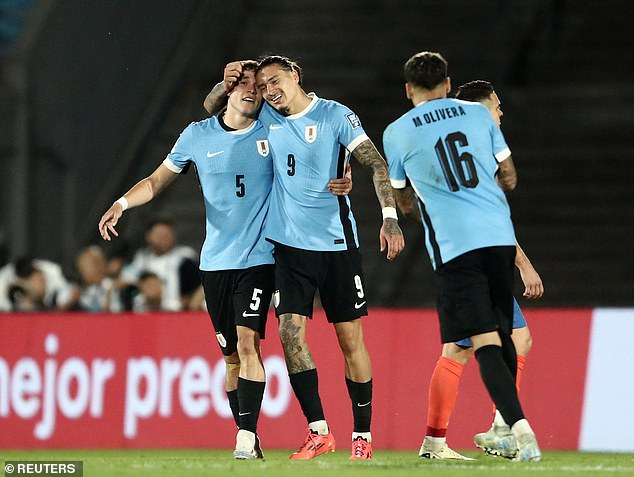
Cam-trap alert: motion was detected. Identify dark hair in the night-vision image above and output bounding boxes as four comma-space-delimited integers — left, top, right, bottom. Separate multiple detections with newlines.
455, 80, 494, 102
240, 59, 259, 72
256, 55, 303, 86
14, 257, 36, 278
403, 51, 448, 90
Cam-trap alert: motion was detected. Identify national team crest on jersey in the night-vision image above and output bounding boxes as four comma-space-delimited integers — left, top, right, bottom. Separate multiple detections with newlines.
256, 140, 270, 157
346, 113, 361, 129
304, 125, 317, 143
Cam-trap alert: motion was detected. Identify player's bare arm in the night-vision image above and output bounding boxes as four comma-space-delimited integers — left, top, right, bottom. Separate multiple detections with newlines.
393, 186, 422, 224
98, 164, 178, 241
351, 139, 405, 260
203, 61, 243, 114
515, 242, 544, 299
496, 155, 517, 191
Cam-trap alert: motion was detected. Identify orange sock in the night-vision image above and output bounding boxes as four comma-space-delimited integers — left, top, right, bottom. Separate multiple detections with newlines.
490, 354, 527, 420
515, 354, 526, 392
426, 356, 464, 438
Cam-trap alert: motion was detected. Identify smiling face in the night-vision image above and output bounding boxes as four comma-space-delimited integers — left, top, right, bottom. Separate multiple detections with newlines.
227, 68, 263, 119
256, 63, 303, 116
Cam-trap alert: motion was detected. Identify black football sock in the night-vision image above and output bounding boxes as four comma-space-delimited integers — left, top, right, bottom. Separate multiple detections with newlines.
226, 389, 240, 427
289, 369, 325, 424
237, 377, 265, 434
475, 345, 524, 427
500, 331, 518, 381
346, 378, 372, 433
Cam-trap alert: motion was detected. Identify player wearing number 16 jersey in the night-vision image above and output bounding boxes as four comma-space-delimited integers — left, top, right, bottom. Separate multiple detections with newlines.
382, 51, 541, 462
383, 88, 514, 269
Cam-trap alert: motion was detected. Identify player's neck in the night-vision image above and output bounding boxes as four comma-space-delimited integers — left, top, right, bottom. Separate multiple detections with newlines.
410, 83, 448, 106
286, 90, 312, 115
223, 109, 256, 130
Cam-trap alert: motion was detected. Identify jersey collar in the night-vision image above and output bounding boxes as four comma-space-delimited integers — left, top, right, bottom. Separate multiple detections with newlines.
217, 116, 259, 135
286, 92, 319, 120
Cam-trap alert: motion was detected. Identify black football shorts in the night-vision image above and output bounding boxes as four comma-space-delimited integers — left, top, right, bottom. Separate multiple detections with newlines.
272, 242, 368, 323
201, 264, 274, 355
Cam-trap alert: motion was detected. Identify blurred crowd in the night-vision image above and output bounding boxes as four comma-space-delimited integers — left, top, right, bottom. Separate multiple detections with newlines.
0, 219, 204, 313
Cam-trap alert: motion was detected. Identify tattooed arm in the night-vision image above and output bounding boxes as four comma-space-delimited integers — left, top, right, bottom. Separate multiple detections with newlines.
496, 155, 517, 191
351, 139, 405, 260
202, 61, 244, 115
393, 186, 422, 224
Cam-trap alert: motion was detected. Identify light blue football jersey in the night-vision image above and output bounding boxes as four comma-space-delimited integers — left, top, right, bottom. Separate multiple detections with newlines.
258, 96, 368, 251
164, 116, 274, 271
383, 98, 516, 269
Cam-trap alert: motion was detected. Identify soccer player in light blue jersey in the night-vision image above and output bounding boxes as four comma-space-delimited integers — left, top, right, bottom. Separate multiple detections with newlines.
403, 80, 545, 460
383, 51, 541, 462
254, 55, 404, 461
99, 61, 352, 460
205, 57, 405, 460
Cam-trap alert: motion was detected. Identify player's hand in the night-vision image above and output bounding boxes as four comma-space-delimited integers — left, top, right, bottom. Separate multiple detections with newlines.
379, 219, 405, 260
327, 164, 353, 196
223, 61, 244, 94
98, 204, 123, 241
519, 266, 544, 299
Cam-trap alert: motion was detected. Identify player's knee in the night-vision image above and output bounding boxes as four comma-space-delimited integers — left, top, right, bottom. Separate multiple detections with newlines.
442, 343, 473, 366
512, 327, 533, 356
336, 330, 363, 356
236, 329, 259, 358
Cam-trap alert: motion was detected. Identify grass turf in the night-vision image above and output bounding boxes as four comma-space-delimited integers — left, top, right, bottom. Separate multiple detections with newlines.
2, 449, 634, 477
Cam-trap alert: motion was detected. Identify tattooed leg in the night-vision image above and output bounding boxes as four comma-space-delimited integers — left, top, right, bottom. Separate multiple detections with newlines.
278, 313, 316, 373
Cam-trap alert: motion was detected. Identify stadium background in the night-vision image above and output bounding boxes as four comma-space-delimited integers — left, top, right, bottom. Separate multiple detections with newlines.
1, 0, 633, 452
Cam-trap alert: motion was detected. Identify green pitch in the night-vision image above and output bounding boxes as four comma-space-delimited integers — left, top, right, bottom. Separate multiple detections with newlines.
3, 449, 634, 477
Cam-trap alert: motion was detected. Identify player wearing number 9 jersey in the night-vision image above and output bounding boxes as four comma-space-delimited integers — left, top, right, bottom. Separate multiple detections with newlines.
257, 93, 365, 251
251, 55, 404, 461
382, 51, 541, 462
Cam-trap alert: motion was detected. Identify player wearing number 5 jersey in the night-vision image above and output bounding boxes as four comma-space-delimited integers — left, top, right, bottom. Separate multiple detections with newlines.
382, 51, 541, 462
99, 61, 272, 460
100, 61, 352, 460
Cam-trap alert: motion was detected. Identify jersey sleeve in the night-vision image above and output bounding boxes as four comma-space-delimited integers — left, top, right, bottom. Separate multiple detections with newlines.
490, 118, 511, 162
382, 124, 407, 189
332, 103, 369, 153
164, 123, 195, 173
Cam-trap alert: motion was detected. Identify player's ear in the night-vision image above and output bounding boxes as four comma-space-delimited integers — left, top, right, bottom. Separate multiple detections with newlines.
405, 82, 413, 100
445, 77, 452, 94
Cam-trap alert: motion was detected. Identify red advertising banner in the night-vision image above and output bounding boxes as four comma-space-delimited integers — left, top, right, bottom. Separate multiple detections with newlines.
0, 308, 592, 450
